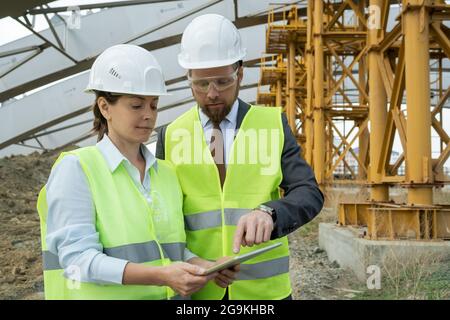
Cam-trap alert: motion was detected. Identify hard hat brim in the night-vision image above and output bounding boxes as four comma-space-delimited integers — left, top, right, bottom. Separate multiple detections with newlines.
84, 87, 171, 96
178, 53, 246, 70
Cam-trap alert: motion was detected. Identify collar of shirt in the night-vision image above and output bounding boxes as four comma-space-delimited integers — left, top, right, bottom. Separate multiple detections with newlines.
96, 134, 157, 173
198, 99, 239, 129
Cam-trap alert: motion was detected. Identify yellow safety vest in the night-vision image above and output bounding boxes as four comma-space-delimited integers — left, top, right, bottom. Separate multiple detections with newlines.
37, 147, 186, 299
165, 105, 292, 300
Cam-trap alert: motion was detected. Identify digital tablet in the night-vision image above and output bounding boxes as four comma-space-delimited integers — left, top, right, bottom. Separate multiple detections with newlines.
204, 242, 282, 275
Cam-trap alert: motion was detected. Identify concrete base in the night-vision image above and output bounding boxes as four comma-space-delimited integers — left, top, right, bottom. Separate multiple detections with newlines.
319, 223, 450, 282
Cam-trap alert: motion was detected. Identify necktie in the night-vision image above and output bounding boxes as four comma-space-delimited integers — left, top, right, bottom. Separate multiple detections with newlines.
210, 123, 226, 188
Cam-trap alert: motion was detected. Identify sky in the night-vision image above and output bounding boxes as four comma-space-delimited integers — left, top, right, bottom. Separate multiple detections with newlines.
0, 1, 119, 46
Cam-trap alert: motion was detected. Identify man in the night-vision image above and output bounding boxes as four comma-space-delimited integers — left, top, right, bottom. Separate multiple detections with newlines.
156, 14, 324, 300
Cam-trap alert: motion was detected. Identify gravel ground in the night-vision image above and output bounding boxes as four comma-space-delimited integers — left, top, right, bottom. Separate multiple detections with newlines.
288, 208, 359, 300
0, 149, 61, 300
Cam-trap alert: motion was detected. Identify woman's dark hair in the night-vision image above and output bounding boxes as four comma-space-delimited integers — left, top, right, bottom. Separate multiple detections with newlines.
91, 91, 121, 141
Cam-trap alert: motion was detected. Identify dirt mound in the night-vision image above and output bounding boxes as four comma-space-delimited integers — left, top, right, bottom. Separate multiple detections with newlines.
0, 147, 77, 299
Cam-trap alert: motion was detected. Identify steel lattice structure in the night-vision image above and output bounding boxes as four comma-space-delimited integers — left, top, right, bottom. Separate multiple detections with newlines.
258, 0, 450, 240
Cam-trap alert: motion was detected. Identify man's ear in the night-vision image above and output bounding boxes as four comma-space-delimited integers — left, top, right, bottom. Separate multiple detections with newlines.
238, 66, 244, 84
97, 97, 111, 121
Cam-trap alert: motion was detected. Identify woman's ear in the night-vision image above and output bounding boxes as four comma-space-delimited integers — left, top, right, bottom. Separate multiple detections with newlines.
97, 97, 111, 121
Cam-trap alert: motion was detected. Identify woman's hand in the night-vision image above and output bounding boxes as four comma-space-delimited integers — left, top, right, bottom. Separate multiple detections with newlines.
161, 262, 216, 297
188, 257, 240, 288
122, 261, 215, 297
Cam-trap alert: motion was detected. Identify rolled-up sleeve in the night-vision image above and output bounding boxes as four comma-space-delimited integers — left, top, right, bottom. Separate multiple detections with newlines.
46, 155, 128, 285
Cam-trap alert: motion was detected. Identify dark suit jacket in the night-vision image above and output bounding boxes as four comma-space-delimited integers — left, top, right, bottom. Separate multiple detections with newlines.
156, 99, 324, 239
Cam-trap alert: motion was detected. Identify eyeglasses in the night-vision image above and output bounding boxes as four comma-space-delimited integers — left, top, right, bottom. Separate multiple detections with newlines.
187, 69, 239, 93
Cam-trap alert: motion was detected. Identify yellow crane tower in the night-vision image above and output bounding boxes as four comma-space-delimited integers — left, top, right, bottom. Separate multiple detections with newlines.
258, 0, 450, 240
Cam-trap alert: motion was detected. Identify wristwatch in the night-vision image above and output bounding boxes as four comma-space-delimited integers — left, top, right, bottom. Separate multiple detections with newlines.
256, 204, 277, 223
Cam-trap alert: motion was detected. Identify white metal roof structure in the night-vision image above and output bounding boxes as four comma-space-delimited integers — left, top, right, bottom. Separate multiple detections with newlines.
0, 0, 311, 157
1, 0, 447, 158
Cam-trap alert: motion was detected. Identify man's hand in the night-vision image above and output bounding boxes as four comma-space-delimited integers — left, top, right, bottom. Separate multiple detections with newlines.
233, 210, 274, 254
212, 256, 240, 288
188, 257, 240, 288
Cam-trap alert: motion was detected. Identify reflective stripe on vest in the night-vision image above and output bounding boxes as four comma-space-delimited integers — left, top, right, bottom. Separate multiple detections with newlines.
161, 242, 186, 262
42, 251, 61, 270
104, 240, 162, 263
184, 208, 250, 231
42, 241, 185, 271
237, 256, 289, 280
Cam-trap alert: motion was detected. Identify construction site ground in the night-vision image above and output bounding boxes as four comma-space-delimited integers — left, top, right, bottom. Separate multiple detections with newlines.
0, 148, 449, 300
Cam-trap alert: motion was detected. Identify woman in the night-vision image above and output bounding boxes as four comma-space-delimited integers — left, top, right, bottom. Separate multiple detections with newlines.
37, 44, 237, 300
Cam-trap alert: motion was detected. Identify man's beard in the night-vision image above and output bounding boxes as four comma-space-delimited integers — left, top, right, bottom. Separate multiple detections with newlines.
200, 102, 233, 126
197, 82, 240, 126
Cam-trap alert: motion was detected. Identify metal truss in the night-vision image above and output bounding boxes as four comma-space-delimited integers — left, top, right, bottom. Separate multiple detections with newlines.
0, 1, 303, 155
258, 0, 450, 240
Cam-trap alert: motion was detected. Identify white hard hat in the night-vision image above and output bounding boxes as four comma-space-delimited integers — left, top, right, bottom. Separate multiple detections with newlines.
85, 44, 169, 96
178, 14, 246, 69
